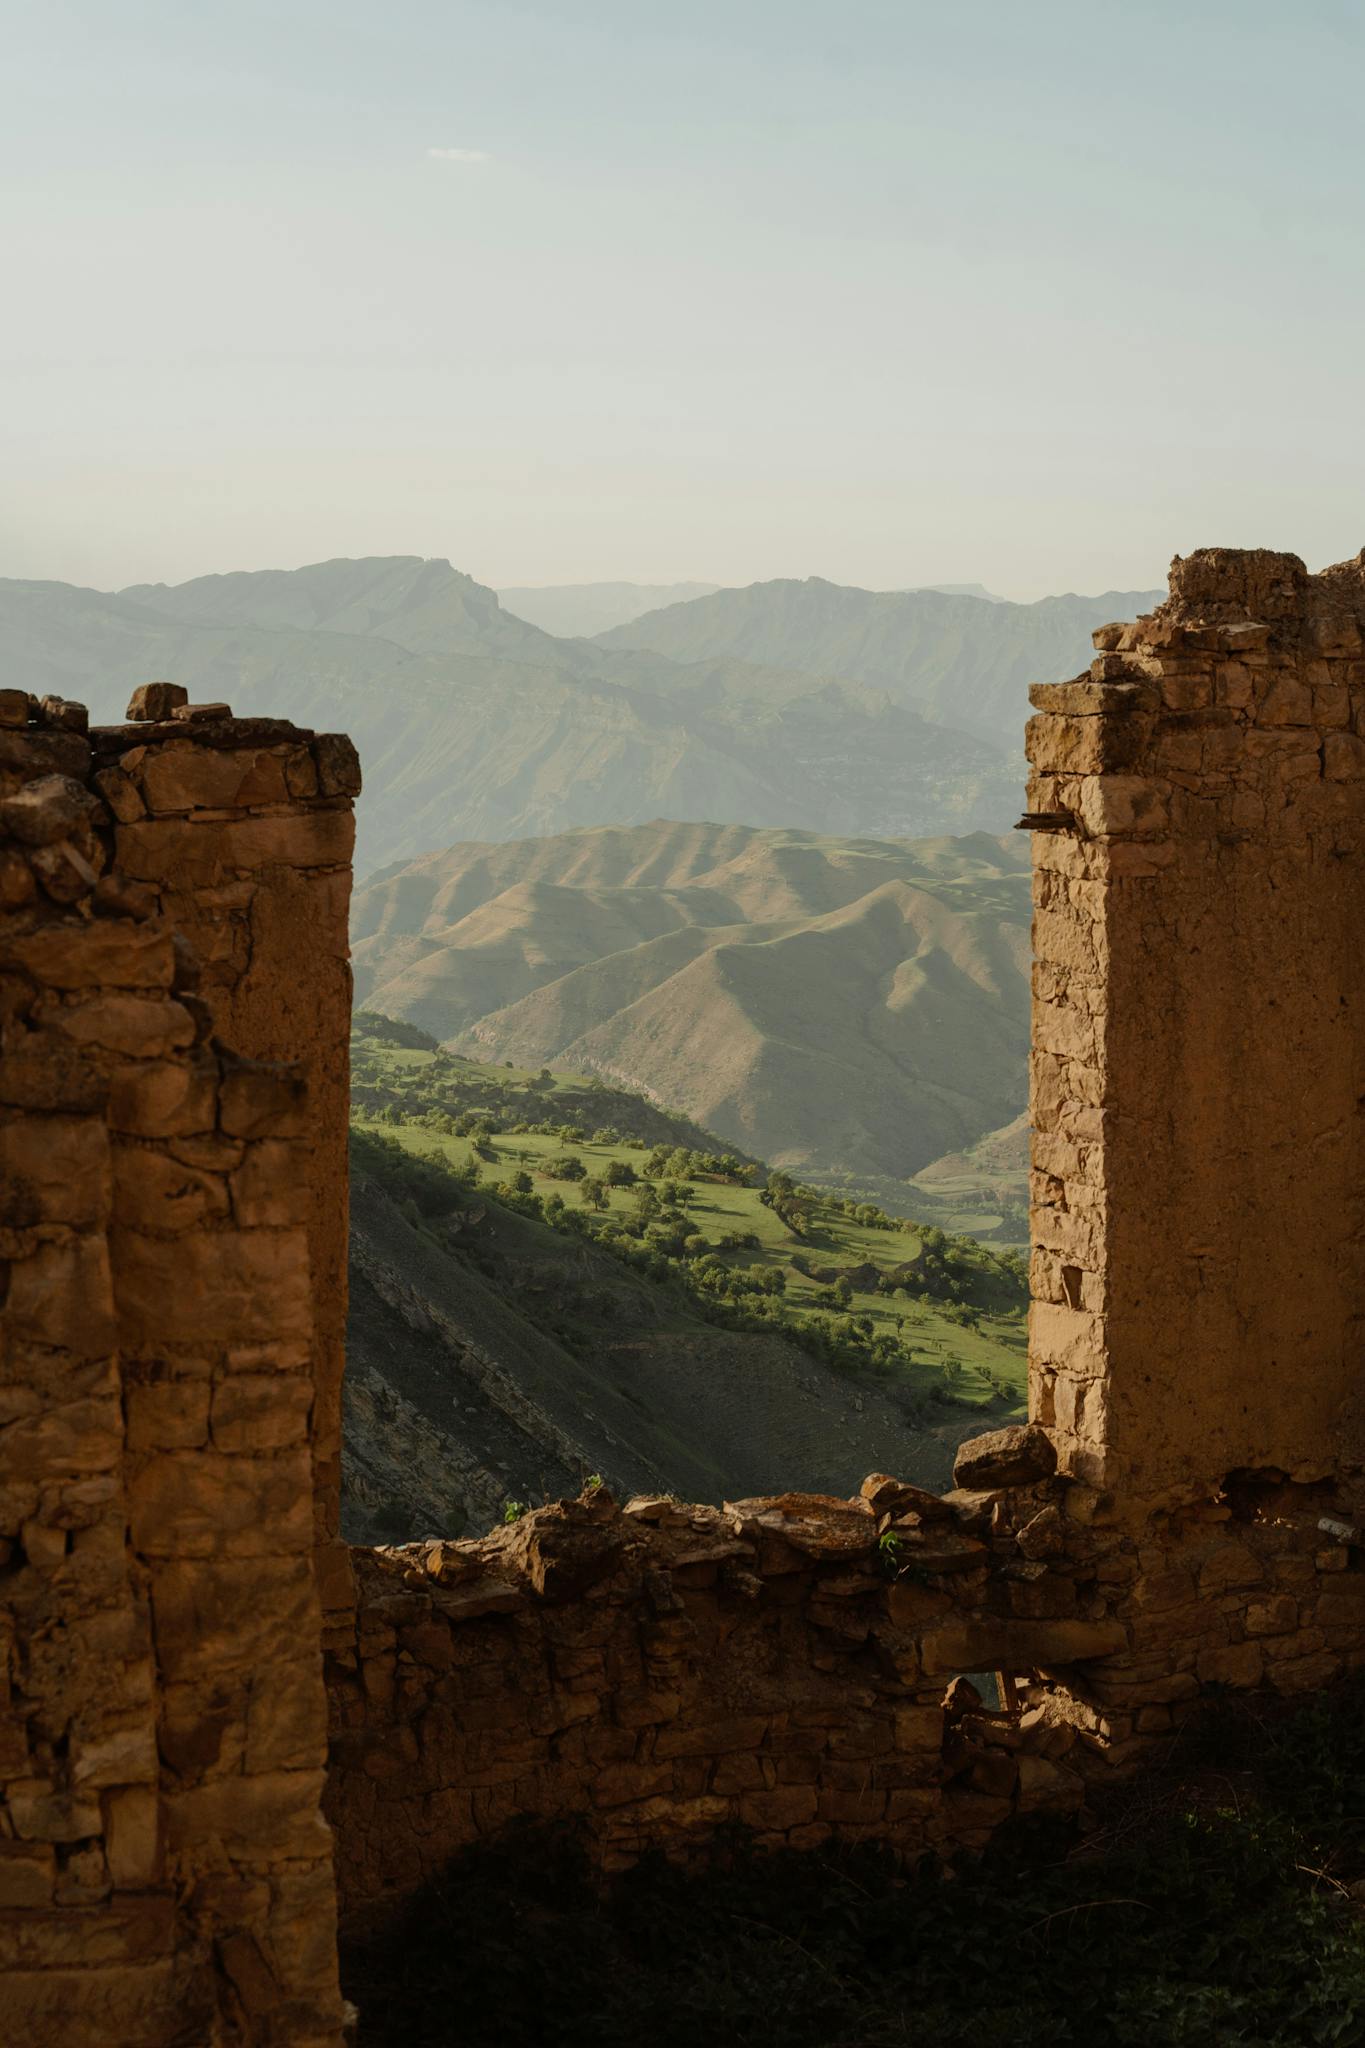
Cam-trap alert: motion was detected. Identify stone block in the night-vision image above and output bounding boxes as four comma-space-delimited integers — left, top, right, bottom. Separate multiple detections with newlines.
1324, 732, 1365, 779
230, 1138, 309, 1224
952, 1424, 1057, 1491
128, 1445, 314, 1558
0, 1115, 109, 1228
1195, 1640, 1264, 1688
919, 1617, 1127, 1676
163, 1768, 331, 1863
1259, 675, 1315, 725
313, 733, 363, 796
126, 1377, 212, 1451
1, 917, 174, 990
112, 1224, 312, 1344
113, 1144, 231, 1233
1244, 1595, 1298, 1638
4, 1237, 117, 1358
592, 1762, 675, 1808
140, 745, 290, 815
43, 992, 194, 1058
6, 1786, 103, 1842
211, 1375, 313, 1452
219, 1061, 309, 1139
1074, 774, 1168, 837
106, 1057, 217, 1137
0, 1842, 56, 1907
101, 1794, 162, 1884
93, 764, 147, 822
1267, 1650, 1342, 1695
739, 1785, 819, 1831
244, 1656, 329, 1773
653, 1717, 768, 1759
0, 773, 92, 845
1197, 1542, 1263, 1596
126, 682, 189, 721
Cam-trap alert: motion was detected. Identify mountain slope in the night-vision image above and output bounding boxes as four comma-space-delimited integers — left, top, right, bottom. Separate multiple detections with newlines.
352, 821, 1031, 1180
0, 560, 1020, 873
595, 575, 1164, 747
342, 1024, 1029, 1541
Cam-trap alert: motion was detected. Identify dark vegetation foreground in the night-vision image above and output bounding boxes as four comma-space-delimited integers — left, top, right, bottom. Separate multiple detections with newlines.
343, 1683, 1365, 2048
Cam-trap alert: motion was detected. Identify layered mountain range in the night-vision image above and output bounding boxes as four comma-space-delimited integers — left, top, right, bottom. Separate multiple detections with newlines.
353, 819, 1031, 1181
594, 575, 1162, 749
0, 556, 1157, 874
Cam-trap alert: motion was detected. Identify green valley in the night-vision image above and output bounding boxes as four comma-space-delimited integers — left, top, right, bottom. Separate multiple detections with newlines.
343, 1014, 1027, 1543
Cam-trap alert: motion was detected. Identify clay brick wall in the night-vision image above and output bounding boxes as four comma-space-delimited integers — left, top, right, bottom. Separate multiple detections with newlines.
0, 689, 355, 2046
1025, 547, 1365, 1501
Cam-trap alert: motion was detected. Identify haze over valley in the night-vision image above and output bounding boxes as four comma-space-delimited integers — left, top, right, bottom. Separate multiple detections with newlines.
1, 555, 1158, 873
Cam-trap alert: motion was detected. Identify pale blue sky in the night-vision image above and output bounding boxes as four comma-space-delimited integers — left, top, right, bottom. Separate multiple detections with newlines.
4, 0, 1363, 597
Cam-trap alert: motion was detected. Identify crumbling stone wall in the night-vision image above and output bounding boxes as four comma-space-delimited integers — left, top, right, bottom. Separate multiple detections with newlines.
324, 547, 1365, 1927
0, 686, 355, 2046
8, 544, 1365, 2030
326, 1468, 1108, 1915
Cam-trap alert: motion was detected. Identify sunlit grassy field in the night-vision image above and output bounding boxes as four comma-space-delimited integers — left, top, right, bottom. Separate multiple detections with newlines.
351, 1032, 1027, 1412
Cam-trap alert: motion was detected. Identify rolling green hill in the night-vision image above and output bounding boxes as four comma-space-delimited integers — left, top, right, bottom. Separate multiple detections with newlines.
343, 1016, 1026, 1541
352, 820, 1031, 1184
595, 574, 1163, 748
0, 558, 1020, 873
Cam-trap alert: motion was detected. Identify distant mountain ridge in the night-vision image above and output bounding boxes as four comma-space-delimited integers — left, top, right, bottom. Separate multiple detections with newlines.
0, 557, 1026, 872
352, 819, 1031, 1181
496, 581, 721, 638
594, 574, 1164, 748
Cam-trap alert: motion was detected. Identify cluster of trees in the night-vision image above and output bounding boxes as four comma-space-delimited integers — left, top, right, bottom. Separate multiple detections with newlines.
350, 1015, 1027, 1401
351, 1013, 755, 1161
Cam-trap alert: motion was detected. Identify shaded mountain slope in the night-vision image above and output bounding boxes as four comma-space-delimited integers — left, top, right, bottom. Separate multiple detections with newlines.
344, 1166, 967, 1543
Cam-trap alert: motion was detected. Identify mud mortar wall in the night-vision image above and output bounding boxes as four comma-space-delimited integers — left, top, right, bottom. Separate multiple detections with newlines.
1026, 547, 1365, 1500
0, 700, 355, 2047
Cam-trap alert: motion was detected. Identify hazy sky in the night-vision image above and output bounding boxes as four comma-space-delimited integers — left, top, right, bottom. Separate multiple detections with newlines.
5, 0, 1364, 598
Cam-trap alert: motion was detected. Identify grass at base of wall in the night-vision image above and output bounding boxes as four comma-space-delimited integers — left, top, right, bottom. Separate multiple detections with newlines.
342, 1682, 1365, 2048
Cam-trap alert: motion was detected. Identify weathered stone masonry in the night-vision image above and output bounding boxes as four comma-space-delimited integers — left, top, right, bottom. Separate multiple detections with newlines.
6, 545, 1365, 2037
0, 684, 356, 2046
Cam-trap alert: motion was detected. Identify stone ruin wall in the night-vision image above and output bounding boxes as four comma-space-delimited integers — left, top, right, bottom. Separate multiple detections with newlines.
6, 544, 1365, 2035
0, 683, 356, 2045
325, 546, 1365, 1923
1027, 545, 1365, 1503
